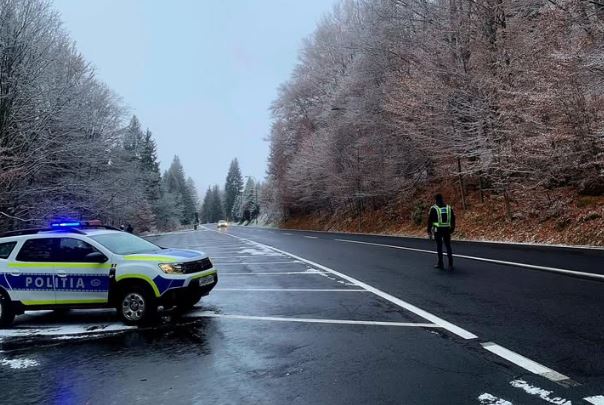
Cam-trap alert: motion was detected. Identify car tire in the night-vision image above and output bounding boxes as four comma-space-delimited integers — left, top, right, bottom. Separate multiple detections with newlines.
0, 290, 15, 328
118, 286, 157, 326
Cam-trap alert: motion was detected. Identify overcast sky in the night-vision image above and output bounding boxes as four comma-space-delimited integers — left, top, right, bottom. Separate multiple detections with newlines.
53, 0, 336, 195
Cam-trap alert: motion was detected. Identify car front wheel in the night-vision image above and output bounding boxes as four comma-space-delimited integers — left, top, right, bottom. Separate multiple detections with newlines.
118, 287, 157, 325
0, 290, 15, 328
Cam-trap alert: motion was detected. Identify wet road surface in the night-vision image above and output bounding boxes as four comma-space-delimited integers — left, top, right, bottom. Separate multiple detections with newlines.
1, 226, 602, 404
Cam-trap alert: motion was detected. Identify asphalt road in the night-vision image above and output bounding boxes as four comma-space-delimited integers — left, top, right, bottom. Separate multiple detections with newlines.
0, 226, 602, 404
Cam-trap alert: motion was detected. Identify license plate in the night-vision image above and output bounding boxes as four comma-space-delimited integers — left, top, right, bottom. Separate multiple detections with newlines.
198, 275, 214, 287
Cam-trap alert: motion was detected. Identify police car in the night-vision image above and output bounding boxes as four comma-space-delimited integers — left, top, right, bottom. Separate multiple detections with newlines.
0, 221, 218, 327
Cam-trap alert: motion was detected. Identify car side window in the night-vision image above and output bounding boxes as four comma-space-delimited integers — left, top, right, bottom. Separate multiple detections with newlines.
56, 238, 105, 262
16, 238, 57, 262
0, 242, 17, 259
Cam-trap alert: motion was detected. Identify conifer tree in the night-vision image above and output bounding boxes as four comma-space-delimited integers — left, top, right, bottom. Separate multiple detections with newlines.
224, 158, 244, 221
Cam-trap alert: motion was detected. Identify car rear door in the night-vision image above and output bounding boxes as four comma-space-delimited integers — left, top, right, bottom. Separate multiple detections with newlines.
11, 238, 58, 306
53, 238, 111, 305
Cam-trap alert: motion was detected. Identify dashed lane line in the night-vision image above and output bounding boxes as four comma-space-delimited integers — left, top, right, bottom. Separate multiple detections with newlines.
190, 311, 441, 328
482, 343, 572, 384
303, 236, 318, 239
335, 239, 604, 282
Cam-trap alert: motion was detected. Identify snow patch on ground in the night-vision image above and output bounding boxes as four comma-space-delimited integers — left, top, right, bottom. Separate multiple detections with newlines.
509, 380, 571, 405
585, 396, 604, 405
478, 393, 513, 405
0, 323, 135, 340
237, 246, 283, 256
1, 358, 39, 369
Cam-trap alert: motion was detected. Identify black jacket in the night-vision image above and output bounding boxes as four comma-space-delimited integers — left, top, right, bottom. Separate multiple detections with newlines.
427, 203, 455, 234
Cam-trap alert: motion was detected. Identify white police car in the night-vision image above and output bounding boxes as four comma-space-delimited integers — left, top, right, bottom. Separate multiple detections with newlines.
0, 221, 217, 327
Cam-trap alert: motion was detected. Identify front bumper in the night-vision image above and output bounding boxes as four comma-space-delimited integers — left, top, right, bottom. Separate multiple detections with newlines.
159, 272, 218, 306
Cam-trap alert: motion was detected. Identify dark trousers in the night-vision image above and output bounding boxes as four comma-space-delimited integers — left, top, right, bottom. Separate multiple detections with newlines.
435, 229, 453, 267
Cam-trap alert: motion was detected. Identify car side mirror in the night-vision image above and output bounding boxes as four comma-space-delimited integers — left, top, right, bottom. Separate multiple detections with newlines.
85, 252, 108, 263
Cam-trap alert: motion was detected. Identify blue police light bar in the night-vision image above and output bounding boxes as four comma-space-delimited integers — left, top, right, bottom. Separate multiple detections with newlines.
50, 221, 82, 228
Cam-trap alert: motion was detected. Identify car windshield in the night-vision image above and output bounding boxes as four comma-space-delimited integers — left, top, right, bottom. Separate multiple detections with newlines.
90, 232, 161, 255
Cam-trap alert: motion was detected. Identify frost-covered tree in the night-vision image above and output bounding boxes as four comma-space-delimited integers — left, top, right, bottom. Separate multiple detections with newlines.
224, 158, 244, 221
267, 0, 604, 225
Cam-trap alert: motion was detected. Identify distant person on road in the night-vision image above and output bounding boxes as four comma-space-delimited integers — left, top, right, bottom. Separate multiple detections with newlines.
427, 194, 455, 271
126, 223, 133, 233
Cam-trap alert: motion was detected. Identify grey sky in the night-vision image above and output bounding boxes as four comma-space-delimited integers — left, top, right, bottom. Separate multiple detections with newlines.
53, 0, 336, 195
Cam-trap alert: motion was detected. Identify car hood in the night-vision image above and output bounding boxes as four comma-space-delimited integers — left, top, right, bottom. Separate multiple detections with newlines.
122, 248, 206, 263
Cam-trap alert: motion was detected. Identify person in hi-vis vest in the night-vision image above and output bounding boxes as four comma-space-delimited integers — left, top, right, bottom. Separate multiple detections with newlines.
427, 194, 456, 271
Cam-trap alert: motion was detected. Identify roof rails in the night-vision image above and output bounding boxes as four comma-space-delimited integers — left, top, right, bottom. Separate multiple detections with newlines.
82, 225, 121, 232
0, 227, 86, 238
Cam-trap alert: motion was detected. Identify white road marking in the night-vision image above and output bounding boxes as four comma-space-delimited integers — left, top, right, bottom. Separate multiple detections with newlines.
210, 255, 284, 259
215, 288, 368, 292
215, 261, 301, 265
336, 239, 604, 281
216, 231, 477, 340
585, 395, 604, 405
284, 233, 293, 235
260, 226, 604, 251
478, 393, 513, 405
509, 379, 572, 404
304, 236, 318, 239
220, 271, 329, 276
0, 358, 39, 369
190, 311, 441, 328
481, 343, 571, 383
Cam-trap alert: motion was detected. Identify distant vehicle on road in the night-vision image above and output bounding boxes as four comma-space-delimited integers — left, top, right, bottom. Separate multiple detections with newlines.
217, 220, 228, 228
0, 221, 218, 327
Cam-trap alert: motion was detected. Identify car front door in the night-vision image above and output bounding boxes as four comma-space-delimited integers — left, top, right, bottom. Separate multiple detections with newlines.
11, 238, 58, 306
54, 238, 111, 305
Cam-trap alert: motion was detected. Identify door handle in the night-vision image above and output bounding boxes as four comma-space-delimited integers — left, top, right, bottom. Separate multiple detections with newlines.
9, 271, 21, 276
56, 272, 67, 278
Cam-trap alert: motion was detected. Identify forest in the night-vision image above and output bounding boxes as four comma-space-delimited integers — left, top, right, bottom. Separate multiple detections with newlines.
266, 0, 604, 244
0, 0, 198, 232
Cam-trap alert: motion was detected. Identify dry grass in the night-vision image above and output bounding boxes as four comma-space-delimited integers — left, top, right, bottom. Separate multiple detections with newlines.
282, 187, 604, 247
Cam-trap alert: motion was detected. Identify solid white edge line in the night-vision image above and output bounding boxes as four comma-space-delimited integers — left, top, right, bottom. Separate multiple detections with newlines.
481, 342, 570, 383
214, 288, 368, 292
192, 312, 441, 328
585, 395, 604, 405
248, 226, 604, 251
219, 231, 478, 340
215, 261, 301, 265
220, 271, 329, 276
210, 256, 284, 259
336, 239, 604, 281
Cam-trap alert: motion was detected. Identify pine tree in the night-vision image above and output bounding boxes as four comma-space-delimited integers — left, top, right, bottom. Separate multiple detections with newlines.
140, 129, 162, 202
210, 185, 224, 223
241, 177, 258, 222
199, 187, 212, 223
165, 155, 197, 225
123, 116, 144, 158
224, 158, 244, 221
231, 193, 243, 223
155, 180, 182, 231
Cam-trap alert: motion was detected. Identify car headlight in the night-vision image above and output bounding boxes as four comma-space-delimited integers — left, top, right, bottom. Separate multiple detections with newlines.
159, 263, 183, 274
